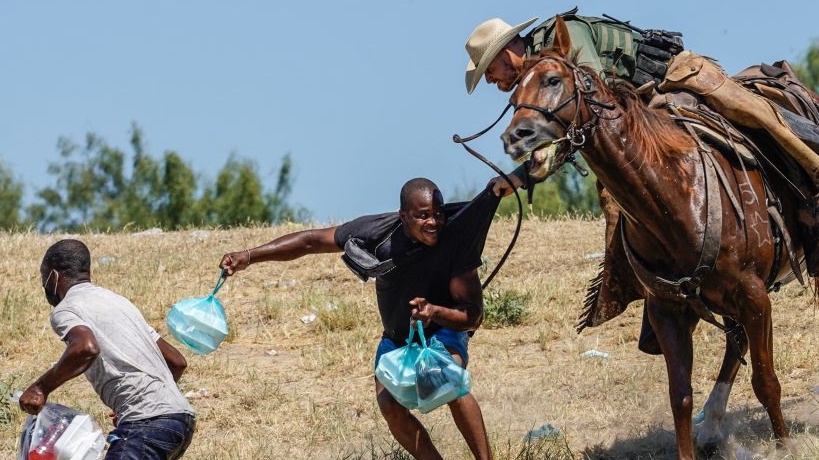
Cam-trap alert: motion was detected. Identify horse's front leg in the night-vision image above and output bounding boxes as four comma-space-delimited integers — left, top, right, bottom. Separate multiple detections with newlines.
647, 300, 700, 460
695, 317, 747, 455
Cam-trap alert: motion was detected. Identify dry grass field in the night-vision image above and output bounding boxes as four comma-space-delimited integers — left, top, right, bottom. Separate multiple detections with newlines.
2, 217, 819, 459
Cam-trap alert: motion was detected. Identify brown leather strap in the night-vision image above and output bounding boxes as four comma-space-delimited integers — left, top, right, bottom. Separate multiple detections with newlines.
620, 145, 722, 306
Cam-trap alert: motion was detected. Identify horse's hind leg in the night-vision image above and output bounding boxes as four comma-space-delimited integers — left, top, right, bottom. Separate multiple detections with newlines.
738, 279, 789, 443
695, 317, 748, 455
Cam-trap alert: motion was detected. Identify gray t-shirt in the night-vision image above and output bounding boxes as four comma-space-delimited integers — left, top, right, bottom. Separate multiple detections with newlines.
50, 282, 194, 424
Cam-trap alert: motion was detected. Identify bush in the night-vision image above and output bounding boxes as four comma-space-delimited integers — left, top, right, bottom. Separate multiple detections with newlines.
482, 288, 529, 328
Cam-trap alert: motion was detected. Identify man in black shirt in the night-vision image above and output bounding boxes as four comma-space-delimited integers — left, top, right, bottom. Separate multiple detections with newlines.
219, 178, 499, 460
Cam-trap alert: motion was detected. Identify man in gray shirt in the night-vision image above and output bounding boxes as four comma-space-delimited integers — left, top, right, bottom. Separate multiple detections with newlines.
19, 239, 195, 459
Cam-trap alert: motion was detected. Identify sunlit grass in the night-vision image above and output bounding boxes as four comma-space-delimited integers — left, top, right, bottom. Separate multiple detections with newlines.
1, 220, 818, 459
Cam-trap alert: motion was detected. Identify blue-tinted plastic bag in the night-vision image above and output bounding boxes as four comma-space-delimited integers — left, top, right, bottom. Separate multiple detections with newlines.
166, 270, 229, 355
374, 322, 425, 409
415, 327, 471, 414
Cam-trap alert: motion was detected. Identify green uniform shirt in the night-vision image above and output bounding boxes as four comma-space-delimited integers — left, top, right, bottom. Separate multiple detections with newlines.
524, 10, 642, 82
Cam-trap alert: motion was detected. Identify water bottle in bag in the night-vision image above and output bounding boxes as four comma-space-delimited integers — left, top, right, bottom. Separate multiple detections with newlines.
18, 401, 104, 460
28, 416, 69, 460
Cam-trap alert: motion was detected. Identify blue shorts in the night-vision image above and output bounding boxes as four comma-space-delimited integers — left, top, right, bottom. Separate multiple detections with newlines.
374, 327, 470, 370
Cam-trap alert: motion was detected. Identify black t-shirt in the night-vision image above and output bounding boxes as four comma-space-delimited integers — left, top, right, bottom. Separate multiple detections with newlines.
333, 187, 500, 343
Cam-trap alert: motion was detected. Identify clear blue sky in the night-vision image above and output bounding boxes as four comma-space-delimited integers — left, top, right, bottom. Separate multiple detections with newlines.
2, 1, 817, 224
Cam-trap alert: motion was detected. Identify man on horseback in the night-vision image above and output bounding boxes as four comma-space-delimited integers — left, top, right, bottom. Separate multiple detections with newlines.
499, 17, 807, 457
465, 7, 682, 96
464, 8, 819, 350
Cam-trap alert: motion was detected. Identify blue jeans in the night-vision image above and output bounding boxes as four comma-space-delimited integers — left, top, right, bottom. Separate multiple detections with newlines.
375, 327, 470, 369
105, 413, 195, 460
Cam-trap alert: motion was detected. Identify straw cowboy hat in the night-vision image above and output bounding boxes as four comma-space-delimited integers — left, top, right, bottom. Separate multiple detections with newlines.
465, 16, 538, 94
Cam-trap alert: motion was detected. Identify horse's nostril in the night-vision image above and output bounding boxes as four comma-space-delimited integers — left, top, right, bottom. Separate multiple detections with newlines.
501, 131, 518, 146
502, 125, 536, 148
515, 128, 534, 140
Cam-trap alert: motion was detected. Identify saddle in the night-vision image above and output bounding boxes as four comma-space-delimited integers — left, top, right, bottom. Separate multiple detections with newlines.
734, 60, 819, 153
659, 51, 819, 184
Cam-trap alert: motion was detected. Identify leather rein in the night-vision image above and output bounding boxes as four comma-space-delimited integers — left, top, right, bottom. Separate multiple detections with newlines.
452, 105, 523, 290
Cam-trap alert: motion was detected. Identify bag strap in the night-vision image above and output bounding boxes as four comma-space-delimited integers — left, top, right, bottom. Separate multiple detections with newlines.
210, 268, 227, 296
405, 321, 416, 345
415, 320, 427, 348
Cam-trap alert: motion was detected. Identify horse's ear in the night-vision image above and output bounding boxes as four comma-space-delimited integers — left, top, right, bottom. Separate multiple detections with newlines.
552, 16, 571, 57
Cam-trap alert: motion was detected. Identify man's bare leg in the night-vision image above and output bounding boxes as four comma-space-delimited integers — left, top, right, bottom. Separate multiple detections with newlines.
376, 379, 443, 460
448, 393, 492, 459
446, 351, 492, 460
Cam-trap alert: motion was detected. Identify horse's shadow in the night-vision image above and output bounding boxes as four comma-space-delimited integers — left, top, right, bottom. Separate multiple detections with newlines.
577, 398, 819, 459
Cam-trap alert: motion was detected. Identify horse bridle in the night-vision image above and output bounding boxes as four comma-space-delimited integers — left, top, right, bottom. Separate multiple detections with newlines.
510, 56, 617, 166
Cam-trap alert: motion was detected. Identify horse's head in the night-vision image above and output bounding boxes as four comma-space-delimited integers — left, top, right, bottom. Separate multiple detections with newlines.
501, 16, 605, 180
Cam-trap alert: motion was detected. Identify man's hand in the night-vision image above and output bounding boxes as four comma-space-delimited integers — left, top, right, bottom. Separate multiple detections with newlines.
219, 250, 250, 276
19, 383, 47, 415
488, 173, 523, 197
410, 297, 438, 327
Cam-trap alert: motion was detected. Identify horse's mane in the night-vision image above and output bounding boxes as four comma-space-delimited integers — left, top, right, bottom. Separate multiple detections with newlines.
522, 50, 697, 166
607, 82, 697, 165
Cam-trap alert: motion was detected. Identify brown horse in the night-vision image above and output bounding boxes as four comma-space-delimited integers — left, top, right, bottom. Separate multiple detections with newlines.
501, 17, 813, 459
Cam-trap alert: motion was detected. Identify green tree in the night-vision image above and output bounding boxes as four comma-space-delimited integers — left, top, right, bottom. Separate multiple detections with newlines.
29, 123, 308, 232
157, 151, 200, 228
0, 161, 24, 229
119, 124, 162, 229
794, 39, 819, 92
209, 155, 271, 226
28, 133, 127, 232
267, 154, 309, 223
205, 153, 308, 227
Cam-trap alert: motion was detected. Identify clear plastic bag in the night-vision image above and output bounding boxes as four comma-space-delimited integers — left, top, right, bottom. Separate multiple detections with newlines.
374, 323, 423, 409
19, 402, 104, 460
414, 328, 471, 414
166, 270, 229, 355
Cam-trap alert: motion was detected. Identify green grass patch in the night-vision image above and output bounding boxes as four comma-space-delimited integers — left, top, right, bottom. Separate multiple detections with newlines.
482, 288, 530, 328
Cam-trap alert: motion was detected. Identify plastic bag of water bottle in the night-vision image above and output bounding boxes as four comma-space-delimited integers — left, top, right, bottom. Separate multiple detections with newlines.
414, 327, 471, 414
18, 401, 104, 460
374, 321, 424, 409
166, 269, 229, 355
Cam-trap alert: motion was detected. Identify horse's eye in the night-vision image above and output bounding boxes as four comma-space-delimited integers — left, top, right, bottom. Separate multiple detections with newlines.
546, 76, 561, 87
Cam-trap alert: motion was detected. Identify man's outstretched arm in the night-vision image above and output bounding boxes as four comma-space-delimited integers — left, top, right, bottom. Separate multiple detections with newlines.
220, 227, 341, 275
